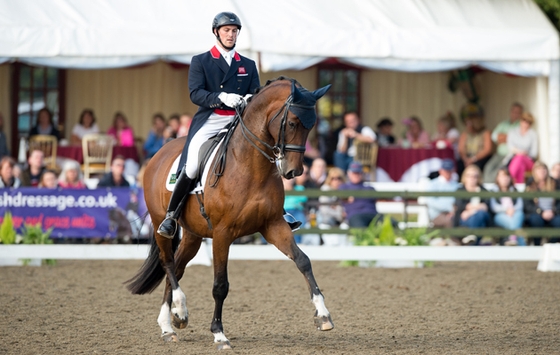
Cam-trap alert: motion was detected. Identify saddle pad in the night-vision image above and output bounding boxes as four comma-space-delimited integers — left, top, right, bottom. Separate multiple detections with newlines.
165, 139, 224, 193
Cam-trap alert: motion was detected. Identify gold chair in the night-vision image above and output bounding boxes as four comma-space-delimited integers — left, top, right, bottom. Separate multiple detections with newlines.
82, 133, 114, 179
353, 141, 378, 181
28, 135, 58, 170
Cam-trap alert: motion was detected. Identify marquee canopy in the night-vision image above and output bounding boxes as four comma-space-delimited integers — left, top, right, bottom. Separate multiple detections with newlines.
0, 0, 558, 75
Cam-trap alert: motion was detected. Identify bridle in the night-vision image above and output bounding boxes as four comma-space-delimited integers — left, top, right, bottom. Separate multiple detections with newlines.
236, 94, 312, 163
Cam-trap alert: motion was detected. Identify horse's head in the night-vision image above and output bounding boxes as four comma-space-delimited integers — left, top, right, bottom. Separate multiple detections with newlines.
249, 78, 330, 179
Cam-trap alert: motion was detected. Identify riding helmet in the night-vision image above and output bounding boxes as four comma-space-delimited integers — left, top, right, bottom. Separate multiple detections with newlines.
212, 12, 242, 33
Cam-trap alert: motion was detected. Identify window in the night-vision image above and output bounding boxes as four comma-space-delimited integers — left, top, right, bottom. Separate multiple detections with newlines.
11, 63, 65, 153
317, 61, 360, 129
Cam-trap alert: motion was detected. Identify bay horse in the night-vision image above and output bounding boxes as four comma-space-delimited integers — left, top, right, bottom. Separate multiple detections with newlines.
125, 77, 334, 350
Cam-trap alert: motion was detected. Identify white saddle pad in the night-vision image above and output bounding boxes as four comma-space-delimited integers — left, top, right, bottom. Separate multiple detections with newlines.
165, 139, 224, 193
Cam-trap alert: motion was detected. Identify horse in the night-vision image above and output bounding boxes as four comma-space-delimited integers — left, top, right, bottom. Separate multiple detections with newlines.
125, 77, 334, 350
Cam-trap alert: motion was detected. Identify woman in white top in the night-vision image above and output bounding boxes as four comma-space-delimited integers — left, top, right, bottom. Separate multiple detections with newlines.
506, 112, 538, 183
489, 167, 524, 245
71, 109, 100, 145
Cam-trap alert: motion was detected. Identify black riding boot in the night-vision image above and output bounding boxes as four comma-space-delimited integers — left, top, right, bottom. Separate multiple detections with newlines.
157, 170, 194, 239
283, 209, 302, 232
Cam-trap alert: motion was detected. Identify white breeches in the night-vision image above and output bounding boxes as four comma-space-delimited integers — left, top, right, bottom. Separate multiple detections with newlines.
184, 113, 234, 179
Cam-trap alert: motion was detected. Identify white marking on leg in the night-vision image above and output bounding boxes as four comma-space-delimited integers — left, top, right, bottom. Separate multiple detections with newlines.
157, 303, 174, 335
213, 331, 229, 343
171, 288, 188, 321
312, 294, 329, 317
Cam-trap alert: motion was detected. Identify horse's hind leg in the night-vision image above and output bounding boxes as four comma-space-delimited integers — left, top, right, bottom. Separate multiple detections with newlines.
264, 222, 334, 331
209, 235, 233, 350
157, 229, 203, 341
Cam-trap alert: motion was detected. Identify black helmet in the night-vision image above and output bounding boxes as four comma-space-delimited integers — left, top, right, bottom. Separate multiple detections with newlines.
212, 12, 242, 33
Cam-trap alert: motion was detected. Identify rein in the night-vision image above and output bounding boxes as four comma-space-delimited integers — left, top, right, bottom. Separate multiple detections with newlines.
236, 94, 312, 163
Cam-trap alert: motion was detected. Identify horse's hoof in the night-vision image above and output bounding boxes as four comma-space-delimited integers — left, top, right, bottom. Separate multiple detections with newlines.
161, 332, 179, 342
172, 313, 188, 329
216, 341, 232, 350
314, 314, 334, 331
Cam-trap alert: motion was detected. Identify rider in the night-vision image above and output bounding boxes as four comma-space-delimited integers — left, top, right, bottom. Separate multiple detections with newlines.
157, 12, 302, 238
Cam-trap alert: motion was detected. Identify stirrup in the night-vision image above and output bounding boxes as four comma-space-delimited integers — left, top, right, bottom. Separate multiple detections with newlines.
284, 213, 302, 232
157, 214, 178, 239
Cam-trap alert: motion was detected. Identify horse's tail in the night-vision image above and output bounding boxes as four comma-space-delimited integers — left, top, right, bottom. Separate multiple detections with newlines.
124, 225, 180, 295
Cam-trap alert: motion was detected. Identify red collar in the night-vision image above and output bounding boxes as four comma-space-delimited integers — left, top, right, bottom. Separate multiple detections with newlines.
210, 46, 241, 61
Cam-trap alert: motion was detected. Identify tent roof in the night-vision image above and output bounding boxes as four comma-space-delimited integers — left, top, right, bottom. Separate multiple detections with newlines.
1, 0, 558, 74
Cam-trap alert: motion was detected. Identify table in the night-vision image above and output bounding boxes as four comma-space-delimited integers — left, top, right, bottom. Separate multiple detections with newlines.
376, 147, 455, 182
57, 145, 140, 164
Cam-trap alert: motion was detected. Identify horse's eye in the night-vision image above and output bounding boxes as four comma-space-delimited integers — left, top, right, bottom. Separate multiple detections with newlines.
288, 121, 297, 129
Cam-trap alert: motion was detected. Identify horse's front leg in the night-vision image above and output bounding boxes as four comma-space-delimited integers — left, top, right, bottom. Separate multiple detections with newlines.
210, 236, 233, 350
264, 222, 334, 331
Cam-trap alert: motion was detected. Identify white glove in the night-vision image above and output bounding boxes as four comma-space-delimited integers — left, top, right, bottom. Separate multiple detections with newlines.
219, 93, 243, 108
243, 94, 253, 103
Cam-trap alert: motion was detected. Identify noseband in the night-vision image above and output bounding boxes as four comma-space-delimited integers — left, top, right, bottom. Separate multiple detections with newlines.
236, 95, 312, 163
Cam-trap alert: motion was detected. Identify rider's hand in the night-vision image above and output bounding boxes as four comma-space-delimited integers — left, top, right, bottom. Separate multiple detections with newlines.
219, 93, 243, 108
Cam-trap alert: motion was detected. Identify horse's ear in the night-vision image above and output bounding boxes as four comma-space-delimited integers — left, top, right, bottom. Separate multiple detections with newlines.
291, 80, 302, 101
311, 84, 331, 100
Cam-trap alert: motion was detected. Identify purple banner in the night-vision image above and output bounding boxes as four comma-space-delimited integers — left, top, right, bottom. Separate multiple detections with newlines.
0, 187, 148, 239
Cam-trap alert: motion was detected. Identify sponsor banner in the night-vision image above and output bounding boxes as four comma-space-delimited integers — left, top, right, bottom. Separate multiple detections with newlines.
0, 187, 147, 238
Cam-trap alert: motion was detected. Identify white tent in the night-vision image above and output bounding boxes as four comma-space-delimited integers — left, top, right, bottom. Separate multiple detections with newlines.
1, 0, 559, 159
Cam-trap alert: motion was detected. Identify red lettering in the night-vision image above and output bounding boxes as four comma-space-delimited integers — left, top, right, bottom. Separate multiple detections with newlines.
44, 217, 70, 229
70, 215, 96, 229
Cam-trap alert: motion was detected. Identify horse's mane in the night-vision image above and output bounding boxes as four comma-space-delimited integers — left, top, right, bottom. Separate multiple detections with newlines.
248, 76, 301, 102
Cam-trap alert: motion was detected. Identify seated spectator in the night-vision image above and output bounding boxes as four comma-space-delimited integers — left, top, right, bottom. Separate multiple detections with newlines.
0, 157, 21, 188
20, 149, 45, 187
339, 162, 378, 227
283, 177, 307, 244
551, 162, 560, 181
506, 112, 538, 184
107, 112, 135, 147
333, 111, 376, 172
71, 109, 100, 145
29, 108, 60, 140
375, 117, 395, 147
309, 158, 327, 187
490, 167, 525, 246
0, 112, 9, 159
12, 164, 22, 180
432, 111, 460, 156
144, 113, 166, 159
483, 102, 523, 183
58, 160, 86, 189
98, 156, 130, 188
400, 116, 430, 148
457, 105, 493, 178
39, 170, 59, 189
318, 167, 346, 228
425, 159, 459, 228
454, 164, 491, 245
295, 163, 318, 189
524, 161, 560, 245
177, 113, 192, 138
303, 138, 322, 166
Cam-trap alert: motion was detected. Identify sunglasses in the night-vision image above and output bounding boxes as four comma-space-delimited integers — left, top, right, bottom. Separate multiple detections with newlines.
331, 176, 343, 180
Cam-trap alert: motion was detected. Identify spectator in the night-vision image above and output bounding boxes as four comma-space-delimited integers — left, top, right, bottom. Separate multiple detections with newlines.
506, 112, 538, 184
168, 114, 180, 139
98, 156, 130, 188
177, 113, 192, 138
483, 102, 523, 182
432, 111, 460, 157
425, 159, 459, 229
71, 109, 100, 145
303, 138, 322, 166
0, 157, 21, 188
375, 117, 395, 147
29, 108, 60, 140
457, 104, 493, 178
107, 112, 135, 147
294, 163, 318, 189
490, 167, 525, 246
454, 164, 491, 245
20, 149, 45, 187
309, 158, 327, 187
333, 112, 376, 172
318, 167, 346, 228
400, 116, 430, 148
550, 162, 560, 181
0, 112, 9, 159
282, 176, 307, 244
524, 161, 560, 245
12, 164, 22, 180
39, 170, 59, 189
339, 162, 378, 227
58, 160, 86, 189
143, 113, 167, 159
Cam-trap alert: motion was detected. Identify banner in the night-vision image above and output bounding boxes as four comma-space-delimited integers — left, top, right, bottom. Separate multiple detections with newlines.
0, 187, 148, 239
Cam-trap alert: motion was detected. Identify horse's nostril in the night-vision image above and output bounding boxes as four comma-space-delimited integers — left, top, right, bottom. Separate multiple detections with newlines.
285, 170, 295, 179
